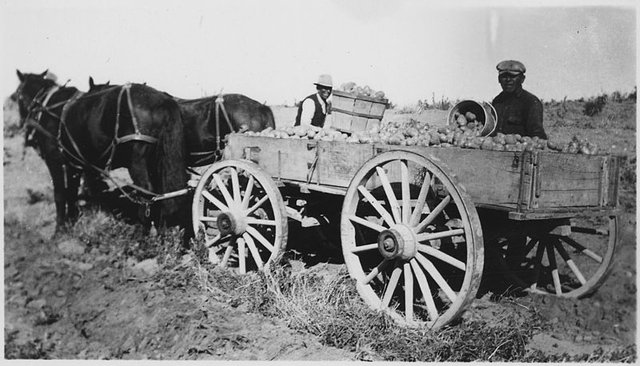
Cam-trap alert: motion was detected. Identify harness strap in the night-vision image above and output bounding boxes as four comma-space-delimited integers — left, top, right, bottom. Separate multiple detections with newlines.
34, 86, 60, 124
211, 94, 236, 153
104, 84, 158, 170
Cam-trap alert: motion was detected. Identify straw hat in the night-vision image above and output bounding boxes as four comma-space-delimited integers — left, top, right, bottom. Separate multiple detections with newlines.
314, 74, 333, 88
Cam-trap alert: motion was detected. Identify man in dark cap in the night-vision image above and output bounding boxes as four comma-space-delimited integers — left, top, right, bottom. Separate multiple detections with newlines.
295, 74, 333, 128
491, 60, 547, 139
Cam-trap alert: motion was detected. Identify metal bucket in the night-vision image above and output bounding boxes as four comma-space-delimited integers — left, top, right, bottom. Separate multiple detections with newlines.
447, 100, 497, 136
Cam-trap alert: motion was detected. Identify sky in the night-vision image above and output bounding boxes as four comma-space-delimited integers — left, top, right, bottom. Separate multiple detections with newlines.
1, 0, 637, 107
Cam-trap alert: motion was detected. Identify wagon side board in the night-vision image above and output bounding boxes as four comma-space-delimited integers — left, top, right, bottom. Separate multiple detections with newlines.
225, 134, 621, 218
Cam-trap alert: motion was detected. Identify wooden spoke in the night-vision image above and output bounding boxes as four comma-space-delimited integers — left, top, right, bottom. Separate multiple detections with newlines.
245, 195, 269, 216
241, 175, 255, 209
245, 218, 277, 226
204, 233, 221, 248
572, 226, 608, 235
553, 239, 587, 285
357, 185, 396, 227
559, 236, 603, 263
238, 237, 247, 274
199, 216, 218, 222
351, 243, 379, 253
415, 195, 451, 233
243, 233, 264, 270
212, 173, 235, 207
245, 226, 275, 252
381, 265, 402, 309
417, 244, 466, 271
410, 171, 431, 226
363, 259, 390, 285
415, 253, 457, 303
230, 168, 241, 204
348, 214, 386, 233
529, 240, 547, 291
416, 228, 465, 243
546, 242, 562, 295
202, 191, 229, 211
400, 160, 411, 224
403, 262, 414, 323
220, 244, 234, 268
409, 259, 439, 321
375, 166, 402, 224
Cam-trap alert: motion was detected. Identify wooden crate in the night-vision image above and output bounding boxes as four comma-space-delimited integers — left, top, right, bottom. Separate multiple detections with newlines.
330, 90, 387, 134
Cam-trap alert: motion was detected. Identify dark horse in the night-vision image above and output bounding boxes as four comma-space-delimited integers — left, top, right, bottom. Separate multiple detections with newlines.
88, 80, 276, 166
14, 70, 188, 232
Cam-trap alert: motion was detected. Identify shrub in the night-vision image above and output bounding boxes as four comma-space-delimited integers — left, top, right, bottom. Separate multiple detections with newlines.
583, 95, 608, 116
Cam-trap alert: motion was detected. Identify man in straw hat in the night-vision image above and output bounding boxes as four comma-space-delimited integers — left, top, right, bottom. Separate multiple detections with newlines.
492, 60, 547, 139
295, 74, 333, 128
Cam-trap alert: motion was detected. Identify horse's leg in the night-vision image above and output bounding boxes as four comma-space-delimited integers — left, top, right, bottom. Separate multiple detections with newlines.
42, 157, 68, 232
65, 167, 82, 225
127, 145, 156, 229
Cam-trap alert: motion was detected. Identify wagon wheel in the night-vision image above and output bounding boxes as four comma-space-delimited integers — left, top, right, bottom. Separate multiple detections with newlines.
497, 215, 617, 298
341, 151, 483, 329
192, 160, 288, 273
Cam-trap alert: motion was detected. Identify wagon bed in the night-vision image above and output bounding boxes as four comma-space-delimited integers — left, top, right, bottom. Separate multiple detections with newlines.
224, 133, 622, 218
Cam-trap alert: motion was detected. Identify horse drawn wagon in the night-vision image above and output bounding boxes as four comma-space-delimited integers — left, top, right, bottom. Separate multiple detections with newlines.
13, 70, 623, 330
190, 131, 622, 329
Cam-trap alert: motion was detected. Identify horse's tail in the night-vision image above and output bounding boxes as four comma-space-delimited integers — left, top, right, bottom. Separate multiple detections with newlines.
155, 99, 188, 224
260, 104, 276, 129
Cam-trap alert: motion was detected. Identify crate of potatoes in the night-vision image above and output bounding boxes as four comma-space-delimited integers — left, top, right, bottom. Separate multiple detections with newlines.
330, 82, 388, 134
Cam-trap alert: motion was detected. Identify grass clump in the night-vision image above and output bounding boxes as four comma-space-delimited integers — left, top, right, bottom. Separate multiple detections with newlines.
191, 258, 541, 362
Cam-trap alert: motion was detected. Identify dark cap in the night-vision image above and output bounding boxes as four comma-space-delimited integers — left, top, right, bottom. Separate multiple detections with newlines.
496, 60, 526, 75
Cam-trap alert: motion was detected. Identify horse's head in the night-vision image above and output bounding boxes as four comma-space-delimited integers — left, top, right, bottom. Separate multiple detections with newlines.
14, 69, 57, 122
88, 76, 111, 93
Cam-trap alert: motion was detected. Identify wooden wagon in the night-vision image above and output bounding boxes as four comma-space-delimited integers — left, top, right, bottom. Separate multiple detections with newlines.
190, 133, 622, 329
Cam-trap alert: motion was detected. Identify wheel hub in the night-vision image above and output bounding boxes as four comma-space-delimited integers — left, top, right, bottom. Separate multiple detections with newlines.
217, 211, 247, 236
377, 225, 417, 261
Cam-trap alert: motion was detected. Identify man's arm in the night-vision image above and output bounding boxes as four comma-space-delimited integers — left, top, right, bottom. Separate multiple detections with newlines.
299, 98, 316, 126
527, 97, 547, 139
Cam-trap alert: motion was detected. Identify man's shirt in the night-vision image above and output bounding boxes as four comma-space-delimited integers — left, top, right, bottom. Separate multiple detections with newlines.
492, 88, 547, 139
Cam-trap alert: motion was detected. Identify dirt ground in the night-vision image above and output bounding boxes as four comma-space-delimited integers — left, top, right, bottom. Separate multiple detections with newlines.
3, 106, 637, 360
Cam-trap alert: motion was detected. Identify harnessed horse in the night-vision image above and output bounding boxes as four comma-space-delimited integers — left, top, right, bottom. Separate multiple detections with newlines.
14, 70, 189, 231
175, 94, 276, 166
88, 79, 276, 165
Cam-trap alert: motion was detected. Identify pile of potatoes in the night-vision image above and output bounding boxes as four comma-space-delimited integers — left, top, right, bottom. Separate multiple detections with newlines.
240, 122, 599, 155
339, 81, 386, 100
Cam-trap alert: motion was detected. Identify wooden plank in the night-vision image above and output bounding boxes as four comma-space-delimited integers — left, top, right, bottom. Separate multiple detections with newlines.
331, 92, 355, 112
607, 155, 622, 208
317, 141, 375, 187
533, 152, 605, 207
373, 145, 526, 207
225, 134, 317, 183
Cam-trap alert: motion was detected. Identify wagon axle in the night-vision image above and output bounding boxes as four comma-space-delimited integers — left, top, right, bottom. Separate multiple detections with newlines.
378, 225, 418, 261
216, 211, 247, 236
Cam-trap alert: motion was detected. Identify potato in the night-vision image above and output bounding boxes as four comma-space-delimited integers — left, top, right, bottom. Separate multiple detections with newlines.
465, 111, 477, 122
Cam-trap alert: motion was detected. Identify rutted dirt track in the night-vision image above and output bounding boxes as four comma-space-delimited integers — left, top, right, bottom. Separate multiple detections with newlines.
3, 106, 637, 360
